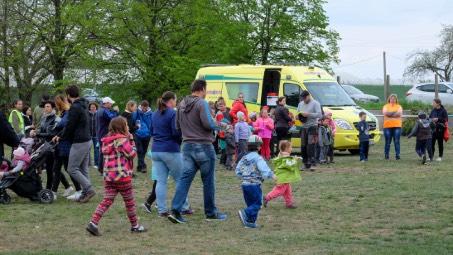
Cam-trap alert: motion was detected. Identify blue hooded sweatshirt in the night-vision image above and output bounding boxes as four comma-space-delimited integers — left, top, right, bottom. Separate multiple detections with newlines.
134, 106, 153, 139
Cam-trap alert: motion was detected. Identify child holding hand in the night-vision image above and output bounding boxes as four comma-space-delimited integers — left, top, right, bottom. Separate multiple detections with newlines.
264, 140, 301, 209
236, 135, 276, 228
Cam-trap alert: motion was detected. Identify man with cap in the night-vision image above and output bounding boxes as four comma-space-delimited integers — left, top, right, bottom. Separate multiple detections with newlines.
96, 96, 119, 173
297, 90, 322, 170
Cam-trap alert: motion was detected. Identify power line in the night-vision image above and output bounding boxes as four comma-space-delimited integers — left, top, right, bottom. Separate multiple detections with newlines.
335, 54, 381, 68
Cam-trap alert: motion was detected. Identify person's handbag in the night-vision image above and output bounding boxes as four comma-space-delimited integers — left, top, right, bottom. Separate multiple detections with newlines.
444, 122, 450, 142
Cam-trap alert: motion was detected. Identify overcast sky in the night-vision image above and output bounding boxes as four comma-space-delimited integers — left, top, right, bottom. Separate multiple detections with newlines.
326, 0, 453, 84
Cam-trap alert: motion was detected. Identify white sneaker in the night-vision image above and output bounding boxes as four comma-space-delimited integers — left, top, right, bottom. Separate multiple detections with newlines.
93, 166, 98, 169
52, 192, 57, 201
436, 157, 442, 162
63, 186, 74, 197
67, 191, 82, 201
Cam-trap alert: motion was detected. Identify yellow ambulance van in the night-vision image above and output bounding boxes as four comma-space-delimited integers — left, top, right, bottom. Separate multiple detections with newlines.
196, 65, 381, 153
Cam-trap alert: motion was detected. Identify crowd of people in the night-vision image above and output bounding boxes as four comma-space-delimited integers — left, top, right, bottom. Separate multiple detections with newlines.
0, 80, 450, 233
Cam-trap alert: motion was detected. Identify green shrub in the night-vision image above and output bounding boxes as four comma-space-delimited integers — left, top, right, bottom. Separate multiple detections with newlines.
357, 100, 431, 111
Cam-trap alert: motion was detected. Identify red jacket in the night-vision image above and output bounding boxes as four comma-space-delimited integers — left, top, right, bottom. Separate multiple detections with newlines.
101, 133, 136, 182
230, 100, 249, 124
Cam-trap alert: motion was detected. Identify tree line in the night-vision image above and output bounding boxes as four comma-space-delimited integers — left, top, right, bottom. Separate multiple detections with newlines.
0, 0, 339, 108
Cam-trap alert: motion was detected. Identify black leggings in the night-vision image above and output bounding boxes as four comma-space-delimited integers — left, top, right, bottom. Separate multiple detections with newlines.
45, 156, 55, 190
51, 155, 81, 192
145, 180, 157, 205
276, 127, 290, 154
432, 131, 444, 158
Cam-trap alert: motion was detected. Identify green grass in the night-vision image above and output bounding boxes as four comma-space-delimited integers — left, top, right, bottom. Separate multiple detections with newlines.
1, 139, 453, 255
354, 85, 411, 102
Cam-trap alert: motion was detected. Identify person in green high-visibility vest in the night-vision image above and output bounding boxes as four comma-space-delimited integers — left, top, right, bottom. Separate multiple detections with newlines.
8, 99, 25, 138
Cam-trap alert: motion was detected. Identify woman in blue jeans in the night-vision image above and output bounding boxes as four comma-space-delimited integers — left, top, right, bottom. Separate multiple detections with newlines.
382, 94, 403, 160
142, 91, 190, 217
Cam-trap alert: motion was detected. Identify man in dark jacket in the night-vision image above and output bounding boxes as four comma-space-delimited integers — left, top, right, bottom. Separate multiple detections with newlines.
0, 111, 19, 161
96, 97, 118, 173
168, 80, 227, 224
56, 85, 95, 203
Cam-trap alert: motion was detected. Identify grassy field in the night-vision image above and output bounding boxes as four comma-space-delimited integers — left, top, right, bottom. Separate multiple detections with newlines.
1, 139, 453, 255
354, 85, 411, 102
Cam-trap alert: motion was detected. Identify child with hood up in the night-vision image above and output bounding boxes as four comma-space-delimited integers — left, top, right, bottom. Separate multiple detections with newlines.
408, 111, 434, 164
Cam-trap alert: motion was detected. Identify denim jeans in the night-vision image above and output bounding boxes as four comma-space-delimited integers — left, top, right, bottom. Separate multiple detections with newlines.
384, 127, 401, 158
242, 184, 262, 223
171, 143, 217, 216
359, 141, 369, 161
152, 152, 190, 213
135, 136, 151, 170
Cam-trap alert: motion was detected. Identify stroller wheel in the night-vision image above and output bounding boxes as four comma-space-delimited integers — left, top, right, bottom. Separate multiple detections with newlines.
0, 193, 11, 204
38, 189, 54, 204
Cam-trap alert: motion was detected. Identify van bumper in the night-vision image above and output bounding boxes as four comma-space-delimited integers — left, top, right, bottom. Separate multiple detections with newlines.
334, 130, 382, 150
289, 129, 381, 152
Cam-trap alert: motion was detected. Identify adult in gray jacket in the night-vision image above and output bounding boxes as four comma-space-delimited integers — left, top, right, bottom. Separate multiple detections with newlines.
297, 90, 322, 171
168, 80, 227, 224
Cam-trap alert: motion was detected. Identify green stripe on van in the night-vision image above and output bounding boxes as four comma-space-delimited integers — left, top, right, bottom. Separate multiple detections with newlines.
303, 79, 336, 82
203, 75, 260, 81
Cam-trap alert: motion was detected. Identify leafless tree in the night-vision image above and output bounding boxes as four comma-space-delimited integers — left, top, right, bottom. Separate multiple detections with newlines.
405, 25, 453, 82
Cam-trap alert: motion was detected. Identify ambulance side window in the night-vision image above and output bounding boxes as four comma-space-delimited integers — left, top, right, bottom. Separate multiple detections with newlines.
225, 82, 259, 103
284, 83, 301, 107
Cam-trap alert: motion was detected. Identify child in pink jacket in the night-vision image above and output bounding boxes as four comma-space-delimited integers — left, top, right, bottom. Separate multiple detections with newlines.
253, 106, 274, 160
87, 117, 146, 236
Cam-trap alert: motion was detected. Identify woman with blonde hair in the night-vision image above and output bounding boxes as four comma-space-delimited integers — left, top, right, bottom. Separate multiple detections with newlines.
52, 94, 82, 200
382, 94, 403, 160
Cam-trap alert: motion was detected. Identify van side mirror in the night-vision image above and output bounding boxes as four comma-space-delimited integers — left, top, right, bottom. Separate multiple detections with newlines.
448, 89, 453, 94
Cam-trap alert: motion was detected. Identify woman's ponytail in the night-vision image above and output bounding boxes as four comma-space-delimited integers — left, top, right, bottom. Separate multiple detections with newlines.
157, 91, 176, 113
157, 97, 166, 112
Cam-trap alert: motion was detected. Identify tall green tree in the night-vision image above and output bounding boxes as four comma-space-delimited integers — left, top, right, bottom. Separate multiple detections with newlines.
222, 0, 340, 67
79, 0, 250, 100
9, 1, 51, 103
0, 0, 12, 105
13, 0, 98, 87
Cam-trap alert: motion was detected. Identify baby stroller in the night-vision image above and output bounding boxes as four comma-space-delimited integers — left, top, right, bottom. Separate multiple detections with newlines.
0, 141, 55, 204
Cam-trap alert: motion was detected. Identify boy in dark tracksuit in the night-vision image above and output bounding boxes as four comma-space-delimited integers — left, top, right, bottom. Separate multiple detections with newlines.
407, 112, 433, 165
357, 112, 370, 162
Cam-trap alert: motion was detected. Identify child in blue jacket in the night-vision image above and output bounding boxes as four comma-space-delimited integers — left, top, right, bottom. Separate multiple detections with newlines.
236, 135, 275, 228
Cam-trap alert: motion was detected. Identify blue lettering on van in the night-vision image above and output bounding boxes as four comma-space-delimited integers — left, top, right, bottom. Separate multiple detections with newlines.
207, 90, 222, 95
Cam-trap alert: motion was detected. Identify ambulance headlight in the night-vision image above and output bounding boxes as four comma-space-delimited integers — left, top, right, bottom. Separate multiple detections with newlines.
335, 119, 353, 130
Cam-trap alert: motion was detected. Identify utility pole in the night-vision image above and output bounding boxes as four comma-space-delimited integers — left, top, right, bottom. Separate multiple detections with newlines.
435, 74, 439, 99
386, 74, 390, 99
383, 51, 388, 100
